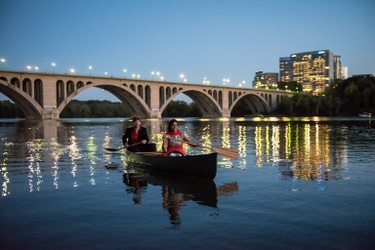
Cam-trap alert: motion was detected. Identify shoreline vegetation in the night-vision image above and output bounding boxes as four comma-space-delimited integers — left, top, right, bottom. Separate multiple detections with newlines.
1, 75, 374, 118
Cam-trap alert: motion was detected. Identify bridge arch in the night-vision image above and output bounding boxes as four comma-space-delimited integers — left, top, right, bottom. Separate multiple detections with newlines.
159, 89, 222, 117
230, 93, 271, 115
56, 81, 152, 118
0, 78, 43, 119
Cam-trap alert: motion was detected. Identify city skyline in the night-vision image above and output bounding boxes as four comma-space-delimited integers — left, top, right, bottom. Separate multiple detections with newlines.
1, 0, 374, 102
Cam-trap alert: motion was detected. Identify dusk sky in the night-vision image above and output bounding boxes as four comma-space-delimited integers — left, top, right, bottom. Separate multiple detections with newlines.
1, 0, 374, 102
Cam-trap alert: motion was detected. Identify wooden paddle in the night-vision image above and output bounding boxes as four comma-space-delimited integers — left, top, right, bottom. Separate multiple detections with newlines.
105, 141, 143, 152
182, 140, 239, 160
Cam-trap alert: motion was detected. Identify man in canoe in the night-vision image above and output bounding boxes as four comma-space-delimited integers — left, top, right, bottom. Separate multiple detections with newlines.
162, 119, 197, 156
122, 117, 149, 152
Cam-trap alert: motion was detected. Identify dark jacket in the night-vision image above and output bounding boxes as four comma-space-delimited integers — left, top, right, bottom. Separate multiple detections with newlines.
122, 126, 149, 152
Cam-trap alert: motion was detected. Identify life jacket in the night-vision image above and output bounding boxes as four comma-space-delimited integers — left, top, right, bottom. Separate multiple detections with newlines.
165, 131, 186, 156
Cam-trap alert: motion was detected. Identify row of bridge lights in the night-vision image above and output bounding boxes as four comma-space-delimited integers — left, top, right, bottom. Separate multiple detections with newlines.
0, 58, 247, 87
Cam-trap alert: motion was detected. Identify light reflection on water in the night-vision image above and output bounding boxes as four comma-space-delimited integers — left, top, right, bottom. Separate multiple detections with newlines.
0, 117, 374, 248
0, 117, 373, 194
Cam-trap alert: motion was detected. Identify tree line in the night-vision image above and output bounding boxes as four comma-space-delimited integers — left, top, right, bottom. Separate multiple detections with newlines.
0, 99, 202, 118
275, 75, 375, 116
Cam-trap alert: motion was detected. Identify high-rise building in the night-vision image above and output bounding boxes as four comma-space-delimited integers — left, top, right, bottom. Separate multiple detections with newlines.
334, 55, 342, 81
341, 66, 348, 79
252, 70, 264, 88
252, 70, 279, 89
279, 50, 339, 94
279, 57, 292, 82
263, 73, 278, 88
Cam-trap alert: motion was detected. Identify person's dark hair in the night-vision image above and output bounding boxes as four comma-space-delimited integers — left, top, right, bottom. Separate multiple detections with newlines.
132, 116, 141, 122
167, 119, 179, 132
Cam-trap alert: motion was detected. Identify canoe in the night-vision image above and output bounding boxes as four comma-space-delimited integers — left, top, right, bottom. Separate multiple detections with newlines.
124, 150, 218, 180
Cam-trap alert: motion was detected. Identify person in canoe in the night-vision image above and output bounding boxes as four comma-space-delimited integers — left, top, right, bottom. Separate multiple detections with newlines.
162, 119, 197, 156
122, 116, 150, 152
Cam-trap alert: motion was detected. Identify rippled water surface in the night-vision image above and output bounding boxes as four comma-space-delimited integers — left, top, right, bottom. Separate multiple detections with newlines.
1, 117, 374, 249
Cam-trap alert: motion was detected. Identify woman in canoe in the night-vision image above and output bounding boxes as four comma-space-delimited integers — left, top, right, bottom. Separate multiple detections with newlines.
122, 116, 149, 152
162, 119, 197, 156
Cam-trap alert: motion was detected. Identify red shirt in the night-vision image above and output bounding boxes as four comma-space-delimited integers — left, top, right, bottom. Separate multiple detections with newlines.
131, 128, 139, 143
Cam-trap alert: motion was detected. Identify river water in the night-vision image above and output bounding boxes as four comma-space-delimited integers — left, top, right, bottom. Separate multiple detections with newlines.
0, 117, 374, 249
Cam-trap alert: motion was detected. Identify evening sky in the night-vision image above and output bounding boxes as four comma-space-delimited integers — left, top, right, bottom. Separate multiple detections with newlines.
0, 0, 374, 101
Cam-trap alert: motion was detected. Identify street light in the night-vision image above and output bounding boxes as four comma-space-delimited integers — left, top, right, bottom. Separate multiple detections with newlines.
223, 78, 230, 85
27, 65, 32, 70
35, 66, 39, 72
1, 58, 5, 69
89, 66, 92, 75
179, 74, 184, 82
51, 63, 56, 73
70, 68, 75, 73
123, 69, 127, 77
203, 77, 207, 84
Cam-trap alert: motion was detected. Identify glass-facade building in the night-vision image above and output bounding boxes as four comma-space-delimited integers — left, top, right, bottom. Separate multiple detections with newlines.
279, 50, 338, 94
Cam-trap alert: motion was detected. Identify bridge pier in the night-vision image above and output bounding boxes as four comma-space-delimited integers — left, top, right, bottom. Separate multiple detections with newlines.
222, 109, 231, 118
41, 107, 59, 120
150, 109, 162, 119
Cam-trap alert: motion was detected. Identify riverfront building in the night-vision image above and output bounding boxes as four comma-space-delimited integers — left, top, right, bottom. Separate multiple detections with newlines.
279, 50, 342, 94
252, 70, 278, 89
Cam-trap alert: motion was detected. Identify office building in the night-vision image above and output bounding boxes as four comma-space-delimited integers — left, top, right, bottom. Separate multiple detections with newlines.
253, 70, 279, 89
279, 50, 339, 94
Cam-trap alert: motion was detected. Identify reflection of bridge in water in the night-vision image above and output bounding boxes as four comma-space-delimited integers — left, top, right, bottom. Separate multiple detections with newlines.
0, 70, 293, 120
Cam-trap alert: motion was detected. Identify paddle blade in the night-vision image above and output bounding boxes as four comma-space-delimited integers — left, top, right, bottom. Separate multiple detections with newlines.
211, 147, 239, 160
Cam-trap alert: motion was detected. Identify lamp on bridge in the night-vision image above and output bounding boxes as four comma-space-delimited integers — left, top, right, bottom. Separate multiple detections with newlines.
179, 74, 184, 82
52, 63, 56, 73
123, 69, 127, 78
1, 58, 5, 69
89, 66, 93, 75
223, 78, 230, 86
70, 68, 75, 74
203, 77, 210, 85
35, 66, 39, 72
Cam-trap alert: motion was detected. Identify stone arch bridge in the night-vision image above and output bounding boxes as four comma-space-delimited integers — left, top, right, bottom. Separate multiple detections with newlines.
0, 70, 293, 120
